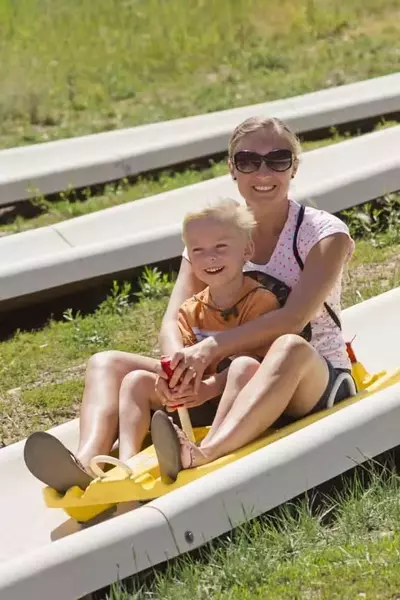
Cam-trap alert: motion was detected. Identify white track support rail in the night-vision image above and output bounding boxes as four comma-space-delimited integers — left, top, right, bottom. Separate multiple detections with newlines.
0, 287, 399, 599
1, 72, 399, 205
0, 126, 399, 307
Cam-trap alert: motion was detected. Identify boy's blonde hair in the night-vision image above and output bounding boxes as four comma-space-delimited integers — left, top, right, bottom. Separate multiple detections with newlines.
182, 198, 257, 244
228, 116, 301, 163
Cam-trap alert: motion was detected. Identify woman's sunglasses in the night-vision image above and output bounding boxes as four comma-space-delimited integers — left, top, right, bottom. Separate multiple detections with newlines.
233, 148, 293, 174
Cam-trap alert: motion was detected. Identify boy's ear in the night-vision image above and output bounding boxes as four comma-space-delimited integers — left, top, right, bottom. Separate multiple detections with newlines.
244, 239, 255, 262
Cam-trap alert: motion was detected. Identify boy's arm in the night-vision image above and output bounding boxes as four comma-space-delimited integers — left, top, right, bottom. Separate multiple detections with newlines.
177, 303, 228, 396
159, 258, 205, 355
177, 306, 198, 347
169, 300, 228, 403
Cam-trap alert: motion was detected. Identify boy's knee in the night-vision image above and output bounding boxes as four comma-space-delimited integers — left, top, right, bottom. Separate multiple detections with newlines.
121, 369, 152, 391
229, 356, 260, 384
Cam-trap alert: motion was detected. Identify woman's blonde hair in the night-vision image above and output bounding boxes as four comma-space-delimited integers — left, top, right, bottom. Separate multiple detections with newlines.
182, 198, 257, 244
228, 116, 301, 163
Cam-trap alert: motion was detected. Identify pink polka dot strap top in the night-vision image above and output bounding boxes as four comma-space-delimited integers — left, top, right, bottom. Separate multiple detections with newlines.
244, 199, 354, 369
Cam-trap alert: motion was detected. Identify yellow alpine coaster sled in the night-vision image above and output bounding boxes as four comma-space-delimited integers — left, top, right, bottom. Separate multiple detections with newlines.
43, 346, 400, 524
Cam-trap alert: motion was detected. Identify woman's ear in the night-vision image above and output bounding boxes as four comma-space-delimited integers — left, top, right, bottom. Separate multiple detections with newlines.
228, 158, 237, 181
291, 158, 299, 179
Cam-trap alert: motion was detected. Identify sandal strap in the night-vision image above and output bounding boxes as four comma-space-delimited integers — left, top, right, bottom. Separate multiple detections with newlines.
66, 447, 93, 478
174, 426, 197, 468
188, 445, 196, 468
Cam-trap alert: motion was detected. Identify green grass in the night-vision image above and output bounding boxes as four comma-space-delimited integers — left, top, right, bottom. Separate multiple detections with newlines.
0, 292, 168, 443
1, 120, 398, 236
0, 0, 399, 150
107, 470, 400, 599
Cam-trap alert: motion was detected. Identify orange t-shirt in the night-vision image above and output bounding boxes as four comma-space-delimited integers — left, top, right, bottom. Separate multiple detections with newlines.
178, 275, 279, 374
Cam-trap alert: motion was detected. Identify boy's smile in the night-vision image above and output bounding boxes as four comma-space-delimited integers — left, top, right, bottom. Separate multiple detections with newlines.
185, 216, 254, 305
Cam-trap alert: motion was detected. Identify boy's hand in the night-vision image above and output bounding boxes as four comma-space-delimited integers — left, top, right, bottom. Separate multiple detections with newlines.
154, 373, 175, 406
164, 379, 214, 411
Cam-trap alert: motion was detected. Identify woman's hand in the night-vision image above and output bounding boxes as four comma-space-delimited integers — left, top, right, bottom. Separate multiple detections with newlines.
169, 337, 219, 393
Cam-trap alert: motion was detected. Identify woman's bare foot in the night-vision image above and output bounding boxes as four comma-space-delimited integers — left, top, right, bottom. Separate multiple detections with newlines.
151, 411, 214, 482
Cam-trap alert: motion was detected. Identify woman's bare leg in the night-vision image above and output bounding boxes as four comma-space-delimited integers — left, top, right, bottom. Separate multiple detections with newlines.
179, 335, 330, 467
201, 356, 260, 447
119, 370, 161, 461
76, 351, 160, 468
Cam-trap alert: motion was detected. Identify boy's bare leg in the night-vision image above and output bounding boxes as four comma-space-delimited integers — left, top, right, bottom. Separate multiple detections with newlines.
200, 356, 260, 447
76, 351, 160, 468
119, 370, 161, 461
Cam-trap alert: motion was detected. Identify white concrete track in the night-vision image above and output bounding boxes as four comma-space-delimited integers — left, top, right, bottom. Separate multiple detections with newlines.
1, 72, 399, 205
0, 286, 399, 599
1, 125, 399, 307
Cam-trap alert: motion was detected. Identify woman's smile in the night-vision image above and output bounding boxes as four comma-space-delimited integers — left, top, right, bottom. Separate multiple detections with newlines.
252, 184, 277, 193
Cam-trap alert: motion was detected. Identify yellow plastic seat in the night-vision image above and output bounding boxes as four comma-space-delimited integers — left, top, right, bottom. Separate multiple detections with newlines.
42, 363, 400, 523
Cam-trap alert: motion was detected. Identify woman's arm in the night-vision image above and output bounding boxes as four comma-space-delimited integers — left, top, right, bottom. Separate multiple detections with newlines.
159, 257, 205, 356
169, 233, 352, 390
210, 233, 351, 357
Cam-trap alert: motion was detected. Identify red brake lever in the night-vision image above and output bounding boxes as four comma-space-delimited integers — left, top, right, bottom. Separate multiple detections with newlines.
161, 357, 183, 408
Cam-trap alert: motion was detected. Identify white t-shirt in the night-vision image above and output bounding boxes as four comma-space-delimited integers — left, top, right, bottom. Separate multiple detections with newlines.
183, 199, 354, 369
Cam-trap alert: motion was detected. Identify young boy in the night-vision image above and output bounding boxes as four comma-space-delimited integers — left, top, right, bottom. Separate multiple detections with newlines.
117, 198, 279, 463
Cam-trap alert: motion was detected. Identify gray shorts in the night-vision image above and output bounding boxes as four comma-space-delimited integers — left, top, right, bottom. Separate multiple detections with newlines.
273, 358, 354, 428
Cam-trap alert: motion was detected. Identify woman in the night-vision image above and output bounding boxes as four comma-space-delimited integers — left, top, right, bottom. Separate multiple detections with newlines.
151, 115, 355, 476
24, 116, 354, 491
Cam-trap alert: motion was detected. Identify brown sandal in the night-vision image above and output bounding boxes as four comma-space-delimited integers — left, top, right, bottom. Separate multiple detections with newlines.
24, 431, 93, 494
151, 411, 183, 483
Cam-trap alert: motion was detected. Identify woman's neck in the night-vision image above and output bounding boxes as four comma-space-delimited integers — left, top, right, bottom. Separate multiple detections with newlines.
249, 199, 290, 265
208, 273, 245, 310
253, 198, 290, 238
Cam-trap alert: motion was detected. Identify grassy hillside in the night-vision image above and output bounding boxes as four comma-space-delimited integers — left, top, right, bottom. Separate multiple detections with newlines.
0, 0, 399, 149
